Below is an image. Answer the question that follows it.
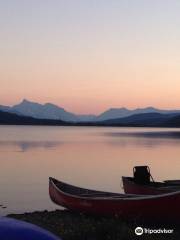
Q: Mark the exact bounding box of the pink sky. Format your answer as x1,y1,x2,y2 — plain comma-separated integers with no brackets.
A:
1,1,180,114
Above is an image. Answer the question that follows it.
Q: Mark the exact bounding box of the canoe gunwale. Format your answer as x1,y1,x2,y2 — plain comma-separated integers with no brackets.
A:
49,177,180,201
49,177,134,200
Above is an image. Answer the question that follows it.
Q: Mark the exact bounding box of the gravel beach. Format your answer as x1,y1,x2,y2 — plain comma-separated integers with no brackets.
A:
7,210,180,240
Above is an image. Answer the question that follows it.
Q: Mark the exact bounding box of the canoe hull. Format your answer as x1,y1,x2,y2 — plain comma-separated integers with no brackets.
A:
122,177,168,195
49,177,180,221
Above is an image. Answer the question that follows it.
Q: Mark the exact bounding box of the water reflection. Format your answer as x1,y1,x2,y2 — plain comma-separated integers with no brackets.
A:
104,131,180,139
0,130,180,153
0,141,62,152
103,131,180,148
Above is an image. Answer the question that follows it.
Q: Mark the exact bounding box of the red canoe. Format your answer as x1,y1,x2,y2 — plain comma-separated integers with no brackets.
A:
122,176,180,195
122,166,180,195
49,177,180,221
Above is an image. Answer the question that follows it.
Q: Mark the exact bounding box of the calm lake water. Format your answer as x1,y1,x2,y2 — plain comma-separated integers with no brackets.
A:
0,126,180,215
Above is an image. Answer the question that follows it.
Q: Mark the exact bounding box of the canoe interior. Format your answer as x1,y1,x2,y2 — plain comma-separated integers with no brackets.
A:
123,177,180,193
164,180,180,186
125,177,172,188
124,177,180,189
50,178,138,198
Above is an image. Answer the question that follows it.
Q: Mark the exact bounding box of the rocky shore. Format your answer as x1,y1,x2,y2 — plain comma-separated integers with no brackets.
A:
7,210,134,240
7,210,180,240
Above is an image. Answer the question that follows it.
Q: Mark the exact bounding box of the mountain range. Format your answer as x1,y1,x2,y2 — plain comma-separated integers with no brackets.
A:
0,99,96,122
0,109,180,127
1,99,180,122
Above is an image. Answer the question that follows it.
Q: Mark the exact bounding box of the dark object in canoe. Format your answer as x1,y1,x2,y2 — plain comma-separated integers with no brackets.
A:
49,177,180,220
122,166,180,195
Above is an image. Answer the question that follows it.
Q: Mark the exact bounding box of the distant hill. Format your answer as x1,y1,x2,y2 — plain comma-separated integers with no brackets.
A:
102,112,180,127
0,110,69,126
163,115,180,127
77,114,96,122
0,105,11,112
96,107,180,121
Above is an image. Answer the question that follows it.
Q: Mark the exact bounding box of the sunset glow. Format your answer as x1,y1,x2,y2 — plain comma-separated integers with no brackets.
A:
1,1,180,114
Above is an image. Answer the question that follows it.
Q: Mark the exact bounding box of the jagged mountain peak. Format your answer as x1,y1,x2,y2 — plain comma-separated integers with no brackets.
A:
9,99,77,121
21,99,37,104
44,102,64,111
22,99,29,103
109,107,128,110
135,106,158,111
15,99,42,108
